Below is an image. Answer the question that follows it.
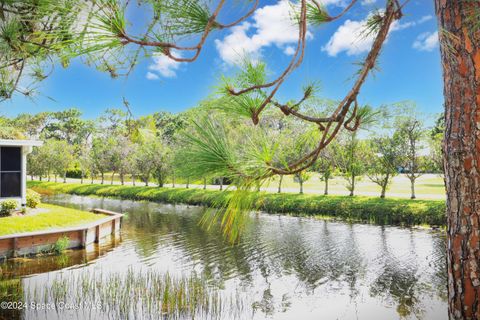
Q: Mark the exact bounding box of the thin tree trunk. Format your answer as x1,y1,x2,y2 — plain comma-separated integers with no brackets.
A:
299,180,303,194
54,174,57,183
410,178,416,199
111,172,115,185
172,173,176,188
81,169,84,184
278,175,283,193
380,174,389,198
186,177,189,189
380,185,386,198
349,175,355,196
63,171,66,183
101,172,104,184
132,173,136,186
219,178,223,191
203,178,207,190
120,172,125,185
435,1,480,318
91,175,94,184
324,177,329,195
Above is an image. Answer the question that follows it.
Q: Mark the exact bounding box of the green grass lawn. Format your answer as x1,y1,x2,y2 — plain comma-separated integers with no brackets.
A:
263,173,445,197
47,173,445,199
0,204,107,236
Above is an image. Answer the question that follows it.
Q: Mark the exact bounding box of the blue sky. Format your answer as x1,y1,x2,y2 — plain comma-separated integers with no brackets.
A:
0,0,443,122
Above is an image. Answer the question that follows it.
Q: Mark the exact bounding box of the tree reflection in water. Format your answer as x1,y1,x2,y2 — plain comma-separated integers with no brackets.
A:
0,194,447,320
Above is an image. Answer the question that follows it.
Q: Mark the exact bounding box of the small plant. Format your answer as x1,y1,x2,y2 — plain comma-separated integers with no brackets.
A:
26,189,41,208
1,200,18,216
53,236,70,254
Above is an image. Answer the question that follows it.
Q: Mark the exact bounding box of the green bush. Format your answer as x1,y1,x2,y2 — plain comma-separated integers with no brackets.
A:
53,236,70,254
26,189,41,208
1,200,18,216
66,167,84,179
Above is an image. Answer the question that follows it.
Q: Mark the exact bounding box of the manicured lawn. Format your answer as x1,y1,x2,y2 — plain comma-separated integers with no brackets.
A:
28,181,446,226
41,173,445,199
0,204,107,236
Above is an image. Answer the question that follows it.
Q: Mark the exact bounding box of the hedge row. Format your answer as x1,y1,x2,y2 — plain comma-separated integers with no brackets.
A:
28,181,446,226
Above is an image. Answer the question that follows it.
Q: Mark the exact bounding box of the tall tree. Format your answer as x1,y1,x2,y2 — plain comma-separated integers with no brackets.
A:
367,136,402,198
394,106,427,199
333,133,368,196
435,1,480,317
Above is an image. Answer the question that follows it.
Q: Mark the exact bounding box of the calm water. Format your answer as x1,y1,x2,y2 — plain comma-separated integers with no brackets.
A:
1,194,447,320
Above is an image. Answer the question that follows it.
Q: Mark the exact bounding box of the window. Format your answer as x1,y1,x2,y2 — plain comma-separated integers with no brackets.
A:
0,147,22,198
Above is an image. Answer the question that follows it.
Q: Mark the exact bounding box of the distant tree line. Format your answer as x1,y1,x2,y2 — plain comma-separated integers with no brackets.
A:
0,101,443,199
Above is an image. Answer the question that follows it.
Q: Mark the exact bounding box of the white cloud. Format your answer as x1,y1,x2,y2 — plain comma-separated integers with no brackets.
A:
412,31,439,51
146,72,160,80
418,15,433,24
147,52,183,78
323,13,434,57
322,18,374,56
215,0,313,65
283,46,296,55
318,0,345,5
361,0,376,5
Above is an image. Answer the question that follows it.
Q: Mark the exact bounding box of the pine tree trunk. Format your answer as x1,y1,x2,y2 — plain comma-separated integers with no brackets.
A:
435,1,480,318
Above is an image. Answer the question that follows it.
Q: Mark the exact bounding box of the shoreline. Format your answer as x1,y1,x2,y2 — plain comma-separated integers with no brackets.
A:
28,181,446,227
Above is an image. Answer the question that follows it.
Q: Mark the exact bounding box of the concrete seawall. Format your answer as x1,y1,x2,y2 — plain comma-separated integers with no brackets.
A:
0,209,123,260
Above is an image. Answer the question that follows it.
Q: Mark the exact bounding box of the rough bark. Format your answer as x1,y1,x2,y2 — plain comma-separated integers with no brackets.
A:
435,0,480,318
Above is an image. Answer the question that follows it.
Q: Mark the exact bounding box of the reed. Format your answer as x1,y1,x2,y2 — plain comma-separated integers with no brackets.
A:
23,269,248,319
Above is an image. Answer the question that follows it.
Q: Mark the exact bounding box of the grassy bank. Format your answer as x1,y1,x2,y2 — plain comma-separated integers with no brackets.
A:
0,203,107,236
28,181,447,227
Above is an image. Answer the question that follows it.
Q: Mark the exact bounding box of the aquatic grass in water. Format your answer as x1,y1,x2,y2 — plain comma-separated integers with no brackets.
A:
24,269,248,320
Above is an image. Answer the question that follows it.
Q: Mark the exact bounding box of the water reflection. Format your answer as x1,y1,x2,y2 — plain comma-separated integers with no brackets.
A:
0,194,447,319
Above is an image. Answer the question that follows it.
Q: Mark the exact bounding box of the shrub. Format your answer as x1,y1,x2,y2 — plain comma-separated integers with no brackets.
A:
53,236,70,254
1,200,18,216
66,167,84,179
26,189,41,208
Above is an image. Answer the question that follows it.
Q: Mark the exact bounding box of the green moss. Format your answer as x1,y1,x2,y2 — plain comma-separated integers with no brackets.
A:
28,181,446,227
0,203,107,236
